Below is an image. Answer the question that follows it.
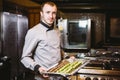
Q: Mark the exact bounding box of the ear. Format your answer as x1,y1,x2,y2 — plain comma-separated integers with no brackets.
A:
40,11,42,16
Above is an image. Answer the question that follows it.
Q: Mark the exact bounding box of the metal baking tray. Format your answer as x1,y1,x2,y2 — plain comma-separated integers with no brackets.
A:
43,59,89,76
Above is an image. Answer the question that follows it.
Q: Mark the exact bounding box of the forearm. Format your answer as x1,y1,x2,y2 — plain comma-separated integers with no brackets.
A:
21,56,39,71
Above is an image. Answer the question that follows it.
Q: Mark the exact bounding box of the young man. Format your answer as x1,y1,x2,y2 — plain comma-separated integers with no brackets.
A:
21,1,64,80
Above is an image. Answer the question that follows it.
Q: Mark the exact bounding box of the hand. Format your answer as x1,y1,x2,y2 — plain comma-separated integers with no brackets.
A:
38,67,49,78
70,55,75,60
68,56,76,62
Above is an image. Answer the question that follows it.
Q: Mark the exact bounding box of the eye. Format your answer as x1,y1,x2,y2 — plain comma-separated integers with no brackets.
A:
53,12,57,15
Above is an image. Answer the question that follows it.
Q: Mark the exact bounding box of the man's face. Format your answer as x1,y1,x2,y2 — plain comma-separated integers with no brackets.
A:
40,4,57,26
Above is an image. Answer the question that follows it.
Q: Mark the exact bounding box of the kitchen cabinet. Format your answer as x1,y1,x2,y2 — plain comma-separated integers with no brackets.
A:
27,8,40,28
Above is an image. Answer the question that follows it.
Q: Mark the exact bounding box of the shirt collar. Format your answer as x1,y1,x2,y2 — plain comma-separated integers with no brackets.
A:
40,21,54,31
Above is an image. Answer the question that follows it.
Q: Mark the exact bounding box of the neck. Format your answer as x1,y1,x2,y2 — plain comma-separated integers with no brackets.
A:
40,21,54,31
42,20,52,27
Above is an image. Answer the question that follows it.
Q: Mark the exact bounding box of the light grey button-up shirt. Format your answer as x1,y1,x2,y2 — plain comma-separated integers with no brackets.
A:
21,23,61,71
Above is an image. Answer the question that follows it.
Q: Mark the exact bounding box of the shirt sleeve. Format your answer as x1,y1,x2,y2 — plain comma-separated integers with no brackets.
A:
21,30,40,71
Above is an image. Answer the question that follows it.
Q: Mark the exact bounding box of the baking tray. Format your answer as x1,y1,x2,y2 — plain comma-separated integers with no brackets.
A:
42,59,89,77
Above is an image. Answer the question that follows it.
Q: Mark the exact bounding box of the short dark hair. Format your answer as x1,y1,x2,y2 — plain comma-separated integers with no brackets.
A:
40,1,57,11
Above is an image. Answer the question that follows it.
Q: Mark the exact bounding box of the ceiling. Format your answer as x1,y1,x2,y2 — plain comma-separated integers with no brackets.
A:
31,0,120,12
3,0,120,13
7,0,41,8
31,0,120,3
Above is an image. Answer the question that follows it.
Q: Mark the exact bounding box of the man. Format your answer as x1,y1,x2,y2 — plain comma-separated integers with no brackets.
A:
21,1,64,80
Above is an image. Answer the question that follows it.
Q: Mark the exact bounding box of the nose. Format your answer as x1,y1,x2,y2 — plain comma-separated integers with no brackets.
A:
49,13,53,18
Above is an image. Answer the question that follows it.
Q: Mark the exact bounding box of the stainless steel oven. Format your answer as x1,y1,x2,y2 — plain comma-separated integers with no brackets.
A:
58,19,91,50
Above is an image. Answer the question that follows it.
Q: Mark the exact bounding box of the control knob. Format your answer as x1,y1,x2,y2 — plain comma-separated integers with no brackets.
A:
85,77,91,80
93,77,98,80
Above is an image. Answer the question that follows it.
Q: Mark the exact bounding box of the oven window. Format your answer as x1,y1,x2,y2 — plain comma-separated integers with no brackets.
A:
68,21,87,45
